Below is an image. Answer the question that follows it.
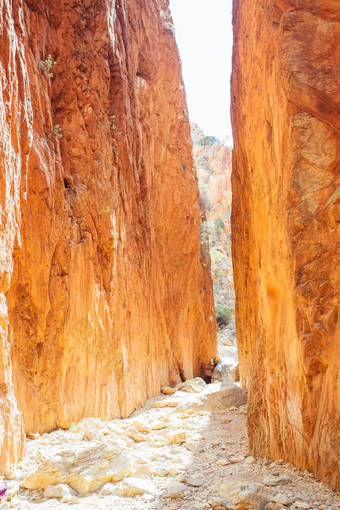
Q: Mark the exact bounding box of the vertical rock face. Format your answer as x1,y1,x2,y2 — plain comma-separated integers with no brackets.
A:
231,0,339,490
0,0,216,470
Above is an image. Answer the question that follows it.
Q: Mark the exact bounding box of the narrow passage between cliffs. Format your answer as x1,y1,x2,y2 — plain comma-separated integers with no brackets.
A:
1,0,339,508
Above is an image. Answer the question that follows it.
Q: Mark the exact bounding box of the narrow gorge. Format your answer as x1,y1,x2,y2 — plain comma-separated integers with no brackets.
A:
0,0,339,508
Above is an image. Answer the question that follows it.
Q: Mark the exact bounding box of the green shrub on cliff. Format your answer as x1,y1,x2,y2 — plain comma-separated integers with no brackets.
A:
39,54,56,77
197,135,219,146
215,304,232,327
214,217,225,238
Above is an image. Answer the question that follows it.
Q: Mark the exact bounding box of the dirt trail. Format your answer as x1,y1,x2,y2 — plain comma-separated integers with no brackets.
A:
1,369,339,510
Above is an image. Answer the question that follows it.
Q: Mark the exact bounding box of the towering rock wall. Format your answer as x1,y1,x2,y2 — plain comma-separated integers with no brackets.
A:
0,0,217,470
231,0,340,490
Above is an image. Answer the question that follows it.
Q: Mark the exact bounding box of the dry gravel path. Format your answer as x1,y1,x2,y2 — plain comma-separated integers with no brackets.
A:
0,373,339,510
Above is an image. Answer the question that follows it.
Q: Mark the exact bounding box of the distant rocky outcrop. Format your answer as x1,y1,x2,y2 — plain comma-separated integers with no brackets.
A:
192,124,232,227
192,124,234,310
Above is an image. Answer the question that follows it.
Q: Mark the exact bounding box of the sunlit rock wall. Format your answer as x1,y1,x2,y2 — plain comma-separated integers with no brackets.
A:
0,0,216,470
231,0,339,490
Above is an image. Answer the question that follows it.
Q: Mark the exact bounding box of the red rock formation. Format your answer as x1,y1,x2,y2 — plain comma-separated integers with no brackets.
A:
192,124,232,227
0,0,216,470
231,0,340,490
193,124,234,308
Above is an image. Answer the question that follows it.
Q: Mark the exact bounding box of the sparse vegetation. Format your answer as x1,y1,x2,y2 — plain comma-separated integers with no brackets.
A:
197,135,219,146
109,115,116,131
199,221,210,243
214,217,225,239
54,125,62,138
39,55,56,77
75,44,88,56
210,247,224,264
215,303,232,327
98,206,110,216
97,115,121,134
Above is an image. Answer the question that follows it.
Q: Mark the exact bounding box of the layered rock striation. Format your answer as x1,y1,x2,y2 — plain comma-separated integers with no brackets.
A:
231,0,340,489
0,0,216,470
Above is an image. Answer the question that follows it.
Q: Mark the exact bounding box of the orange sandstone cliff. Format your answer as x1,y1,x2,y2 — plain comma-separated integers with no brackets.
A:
0,0,216,470
231,0,339,490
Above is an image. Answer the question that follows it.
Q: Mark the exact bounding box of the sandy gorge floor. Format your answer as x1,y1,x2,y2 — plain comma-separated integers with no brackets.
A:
1,341,339,510
1,386,339,509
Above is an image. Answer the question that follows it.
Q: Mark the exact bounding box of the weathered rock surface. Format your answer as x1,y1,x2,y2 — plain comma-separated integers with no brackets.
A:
21,444,131,494
177,377,207,393
177,382,247,412
211,359,233,383
0,0,216,470
111,477,156,497
231,0,340,490
218,481,274,510
232,364,240,383
3,381,340,509
164,481,187,499
43,484,72,500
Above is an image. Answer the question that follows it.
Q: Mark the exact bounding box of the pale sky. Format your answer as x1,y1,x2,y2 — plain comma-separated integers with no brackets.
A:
169,0,233,141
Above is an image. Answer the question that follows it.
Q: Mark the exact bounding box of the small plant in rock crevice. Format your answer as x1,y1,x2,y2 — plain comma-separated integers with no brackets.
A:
98,206,110,216
96,115,121,135
75,44,88,56
39,55,56,77
54,125,62,138
109,115,116,131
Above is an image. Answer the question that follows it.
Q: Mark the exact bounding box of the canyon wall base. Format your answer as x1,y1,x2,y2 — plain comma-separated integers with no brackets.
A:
231,0,340,490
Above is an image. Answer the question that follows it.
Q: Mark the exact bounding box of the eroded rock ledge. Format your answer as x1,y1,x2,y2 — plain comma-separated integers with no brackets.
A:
231,0,339,490
0,0,216,471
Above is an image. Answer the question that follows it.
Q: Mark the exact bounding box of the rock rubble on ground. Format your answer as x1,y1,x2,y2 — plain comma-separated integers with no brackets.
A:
0,372,338,510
